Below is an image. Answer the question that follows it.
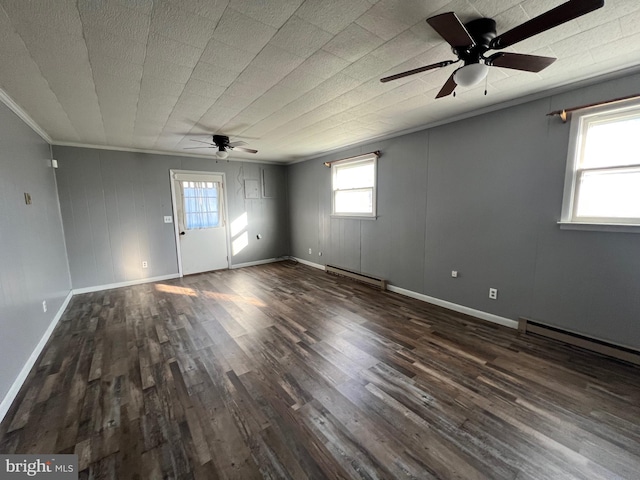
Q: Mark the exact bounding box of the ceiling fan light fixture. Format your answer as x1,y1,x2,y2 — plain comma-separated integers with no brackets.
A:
216,148,229,159
453,63,489,87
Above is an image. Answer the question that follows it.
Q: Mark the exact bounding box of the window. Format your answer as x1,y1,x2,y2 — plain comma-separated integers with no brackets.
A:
560,99,640,231
331,153,378,218
182,181,221,229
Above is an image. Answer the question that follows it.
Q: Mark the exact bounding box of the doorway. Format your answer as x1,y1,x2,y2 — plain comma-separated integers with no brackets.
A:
170,170,230,276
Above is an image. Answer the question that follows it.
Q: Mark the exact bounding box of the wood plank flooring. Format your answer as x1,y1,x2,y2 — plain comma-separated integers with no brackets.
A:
1,261,639,479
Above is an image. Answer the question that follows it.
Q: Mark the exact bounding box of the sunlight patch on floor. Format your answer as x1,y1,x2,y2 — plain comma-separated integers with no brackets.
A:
155,284,197,296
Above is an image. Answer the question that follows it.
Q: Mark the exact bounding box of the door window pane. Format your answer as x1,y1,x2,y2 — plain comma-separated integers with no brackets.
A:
182,181,220,229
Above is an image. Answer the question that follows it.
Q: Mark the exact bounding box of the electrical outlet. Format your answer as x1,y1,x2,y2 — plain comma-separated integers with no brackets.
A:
164,216,173,223
142,261,148,269
451,270,458,278
308,248,312,255
489,288,498,300
42,300,47,313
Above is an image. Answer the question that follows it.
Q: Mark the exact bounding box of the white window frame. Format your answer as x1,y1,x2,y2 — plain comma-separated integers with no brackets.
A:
331,153,378,219
559,98,640,233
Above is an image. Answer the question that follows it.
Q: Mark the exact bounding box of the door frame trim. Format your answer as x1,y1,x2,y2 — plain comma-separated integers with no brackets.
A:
169,169,232,277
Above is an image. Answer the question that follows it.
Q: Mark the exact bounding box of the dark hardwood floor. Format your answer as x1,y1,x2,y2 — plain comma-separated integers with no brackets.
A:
1,261,639,479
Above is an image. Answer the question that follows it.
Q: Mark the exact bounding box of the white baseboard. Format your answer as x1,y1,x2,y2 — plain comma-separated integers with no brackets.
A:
230,257,285,269
386,285,518,330
1,273,179,423
289,256,326,270
0,290,73,423
72,273,181,295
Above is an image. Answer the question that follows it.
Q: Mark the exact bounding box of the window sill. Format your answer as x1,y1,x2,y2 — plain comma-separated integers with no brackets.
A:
331,214,377,220
557,221,640,233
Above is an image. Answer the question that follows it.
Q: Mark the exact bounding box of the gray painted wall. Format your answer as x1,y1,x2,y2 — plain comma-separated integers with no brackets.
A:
288,72,640,350
53,147,290,289
0,103,71,405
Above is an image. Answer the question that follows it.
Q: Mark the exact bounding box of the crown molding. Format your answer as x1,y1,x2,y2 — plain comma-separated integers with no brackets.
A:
0,87,284,164
4,61,640,167
52,141,287,165
291,63,640,165
0,88,52,144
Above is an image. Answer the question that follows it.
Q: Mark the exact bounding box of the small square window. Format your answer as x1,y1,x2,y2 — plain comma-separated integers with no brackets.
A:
331,153,378,218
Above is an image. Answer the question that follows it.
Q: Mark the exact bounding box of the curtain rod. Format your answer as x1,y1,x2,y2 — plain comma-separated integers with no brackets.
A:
323,151,380,167
547,93,640,122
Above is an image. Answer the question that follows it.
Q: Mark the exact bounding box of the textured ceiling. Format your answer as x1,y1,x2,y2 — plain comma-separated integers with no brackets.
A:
0,0,639,163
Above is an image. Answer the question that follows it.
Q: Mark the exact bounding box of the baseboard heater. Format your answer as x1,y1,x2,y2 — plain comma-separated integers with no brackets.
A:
325,264,387,290
519,318,640,366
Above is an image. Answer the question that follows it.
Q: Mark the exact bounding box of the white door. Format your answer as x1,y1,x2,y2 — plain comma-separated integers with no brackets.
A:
172,172,229,275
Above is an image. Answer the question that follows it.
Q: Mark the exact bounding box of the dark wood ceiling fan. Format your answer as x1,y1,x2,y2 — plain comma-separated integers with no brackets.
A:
184,134,258,159
380,0,605,98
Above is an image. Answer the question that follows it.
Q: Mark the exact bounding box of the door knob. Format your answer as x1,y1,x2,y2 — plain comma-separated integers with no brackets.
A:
180,231,185,235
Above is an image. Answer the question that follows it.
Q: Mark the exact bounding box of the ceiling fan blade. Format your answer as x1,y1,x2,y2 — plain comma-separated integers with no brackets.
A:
231,146,258,154
487,52,556,72
190,139,216,146
435,72,457,98
228,140,248,147
380,60,455,83
490,0,604,49
427,12,475,48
